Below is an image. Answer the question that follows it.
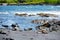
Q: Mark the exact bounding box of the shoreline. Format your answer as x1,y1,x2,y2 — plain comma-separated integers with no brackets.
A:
0,3,60,6
0,28,60,40
0,11,60,15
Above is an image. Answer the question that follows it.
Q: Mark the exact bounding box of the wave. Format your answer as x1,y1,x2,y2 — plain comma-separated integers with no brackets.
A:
2,20,16,25
0,11,9,14
14,11,60,15
0,11,60,16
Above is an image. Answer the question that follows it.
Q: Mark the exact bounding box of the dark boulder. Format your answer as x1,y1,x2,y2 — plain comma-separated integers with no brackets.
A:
28,28,32,31
24,28,33,31
35,25,40,30
3,38,14,40
15,13,27,17
11,24,16,28
37,13,58,17
42,22,51,28
11,23,20,31
2,25,9,28
55,21,60,26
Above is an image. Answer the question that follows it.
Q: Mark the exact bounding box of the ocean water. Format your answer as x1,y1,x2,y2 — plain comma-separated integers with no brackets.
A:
0,5,60,30
0,5,60,12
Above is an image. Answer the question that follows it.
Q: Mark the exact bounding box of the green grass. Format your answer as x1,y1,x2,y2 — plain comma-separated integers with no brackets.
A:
0,0,60,5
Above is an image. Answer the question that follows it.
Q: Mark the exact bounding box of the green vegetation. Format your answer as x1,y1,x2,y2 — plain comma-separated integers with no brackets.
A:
0,0,60,5
0,0,18,3
26,0,44,3
45,0,58,5
6,0,18,3
57,0,60,4
0,0,6,3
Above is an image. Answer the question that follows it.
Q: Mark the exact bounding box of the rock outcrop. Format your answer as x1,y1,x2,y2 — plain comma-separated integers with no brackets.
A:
31,19,48,24
11,23,20,31
28,14,35,16
15,13,27,17
37,13,58,17
35,19,60,34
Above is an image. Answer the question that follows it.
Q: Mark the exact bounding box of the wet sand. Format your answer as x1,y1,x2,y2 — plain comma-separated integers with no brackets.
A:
0,29,60,40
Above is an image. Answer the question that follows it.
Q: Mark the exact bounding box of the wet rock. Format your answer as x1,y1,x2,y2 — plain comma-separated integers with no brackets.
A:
35,19,60,33
28,14,35,16
49,25,59,32
2,25,9,29
35,20,51,33
11,23,20,31
3,38,14,40
0,30,6,34
35,20,58,33
41,22,51,28
55,21,60,26
36,26,48,34
37,13,58,17
31,20,41,24
35,25,40,30
24,28,27,31
0,29,10,36
31,19,47,24
57,25,60,31
24,28,32,31
37,13,49,17
15,13,27,17
28,28,32,31
41,29,48,34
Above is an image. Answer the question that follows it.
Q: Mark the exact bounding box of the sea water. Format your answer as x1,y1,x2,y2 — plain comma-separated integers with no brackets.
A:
0,5,60,30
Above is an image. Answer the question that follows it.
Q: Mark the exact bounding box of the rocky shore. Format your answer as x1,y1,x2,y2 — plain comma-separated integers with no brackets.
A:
0,19,60,40
32,19,60,33
15,13,58,17
15,13,27,17
37,13,58,17
0,13,60,40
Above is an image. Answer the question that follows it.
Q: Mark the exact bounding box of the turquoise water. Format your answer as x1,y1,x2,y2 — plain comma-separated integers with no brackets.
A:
0,5,60,30
0,5,60,12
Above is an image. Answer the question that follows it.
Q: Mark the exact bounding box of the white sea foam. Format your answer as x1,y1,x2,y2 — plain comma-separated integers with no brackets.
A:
0,11,9,14
14,11,60,16
56,6,60,7
0,11,60,16
2,20,15,25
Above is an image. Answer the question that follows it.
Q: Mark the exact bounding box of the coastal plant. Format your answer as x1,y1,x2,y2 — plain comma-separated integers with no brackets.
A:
18,0,26,3
6,0,18,3
25,0,33,4
25,0,45,4
45,0,58,5
57,0,60,4
0,0,60,5
0,0,6,3
32,0,45,4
